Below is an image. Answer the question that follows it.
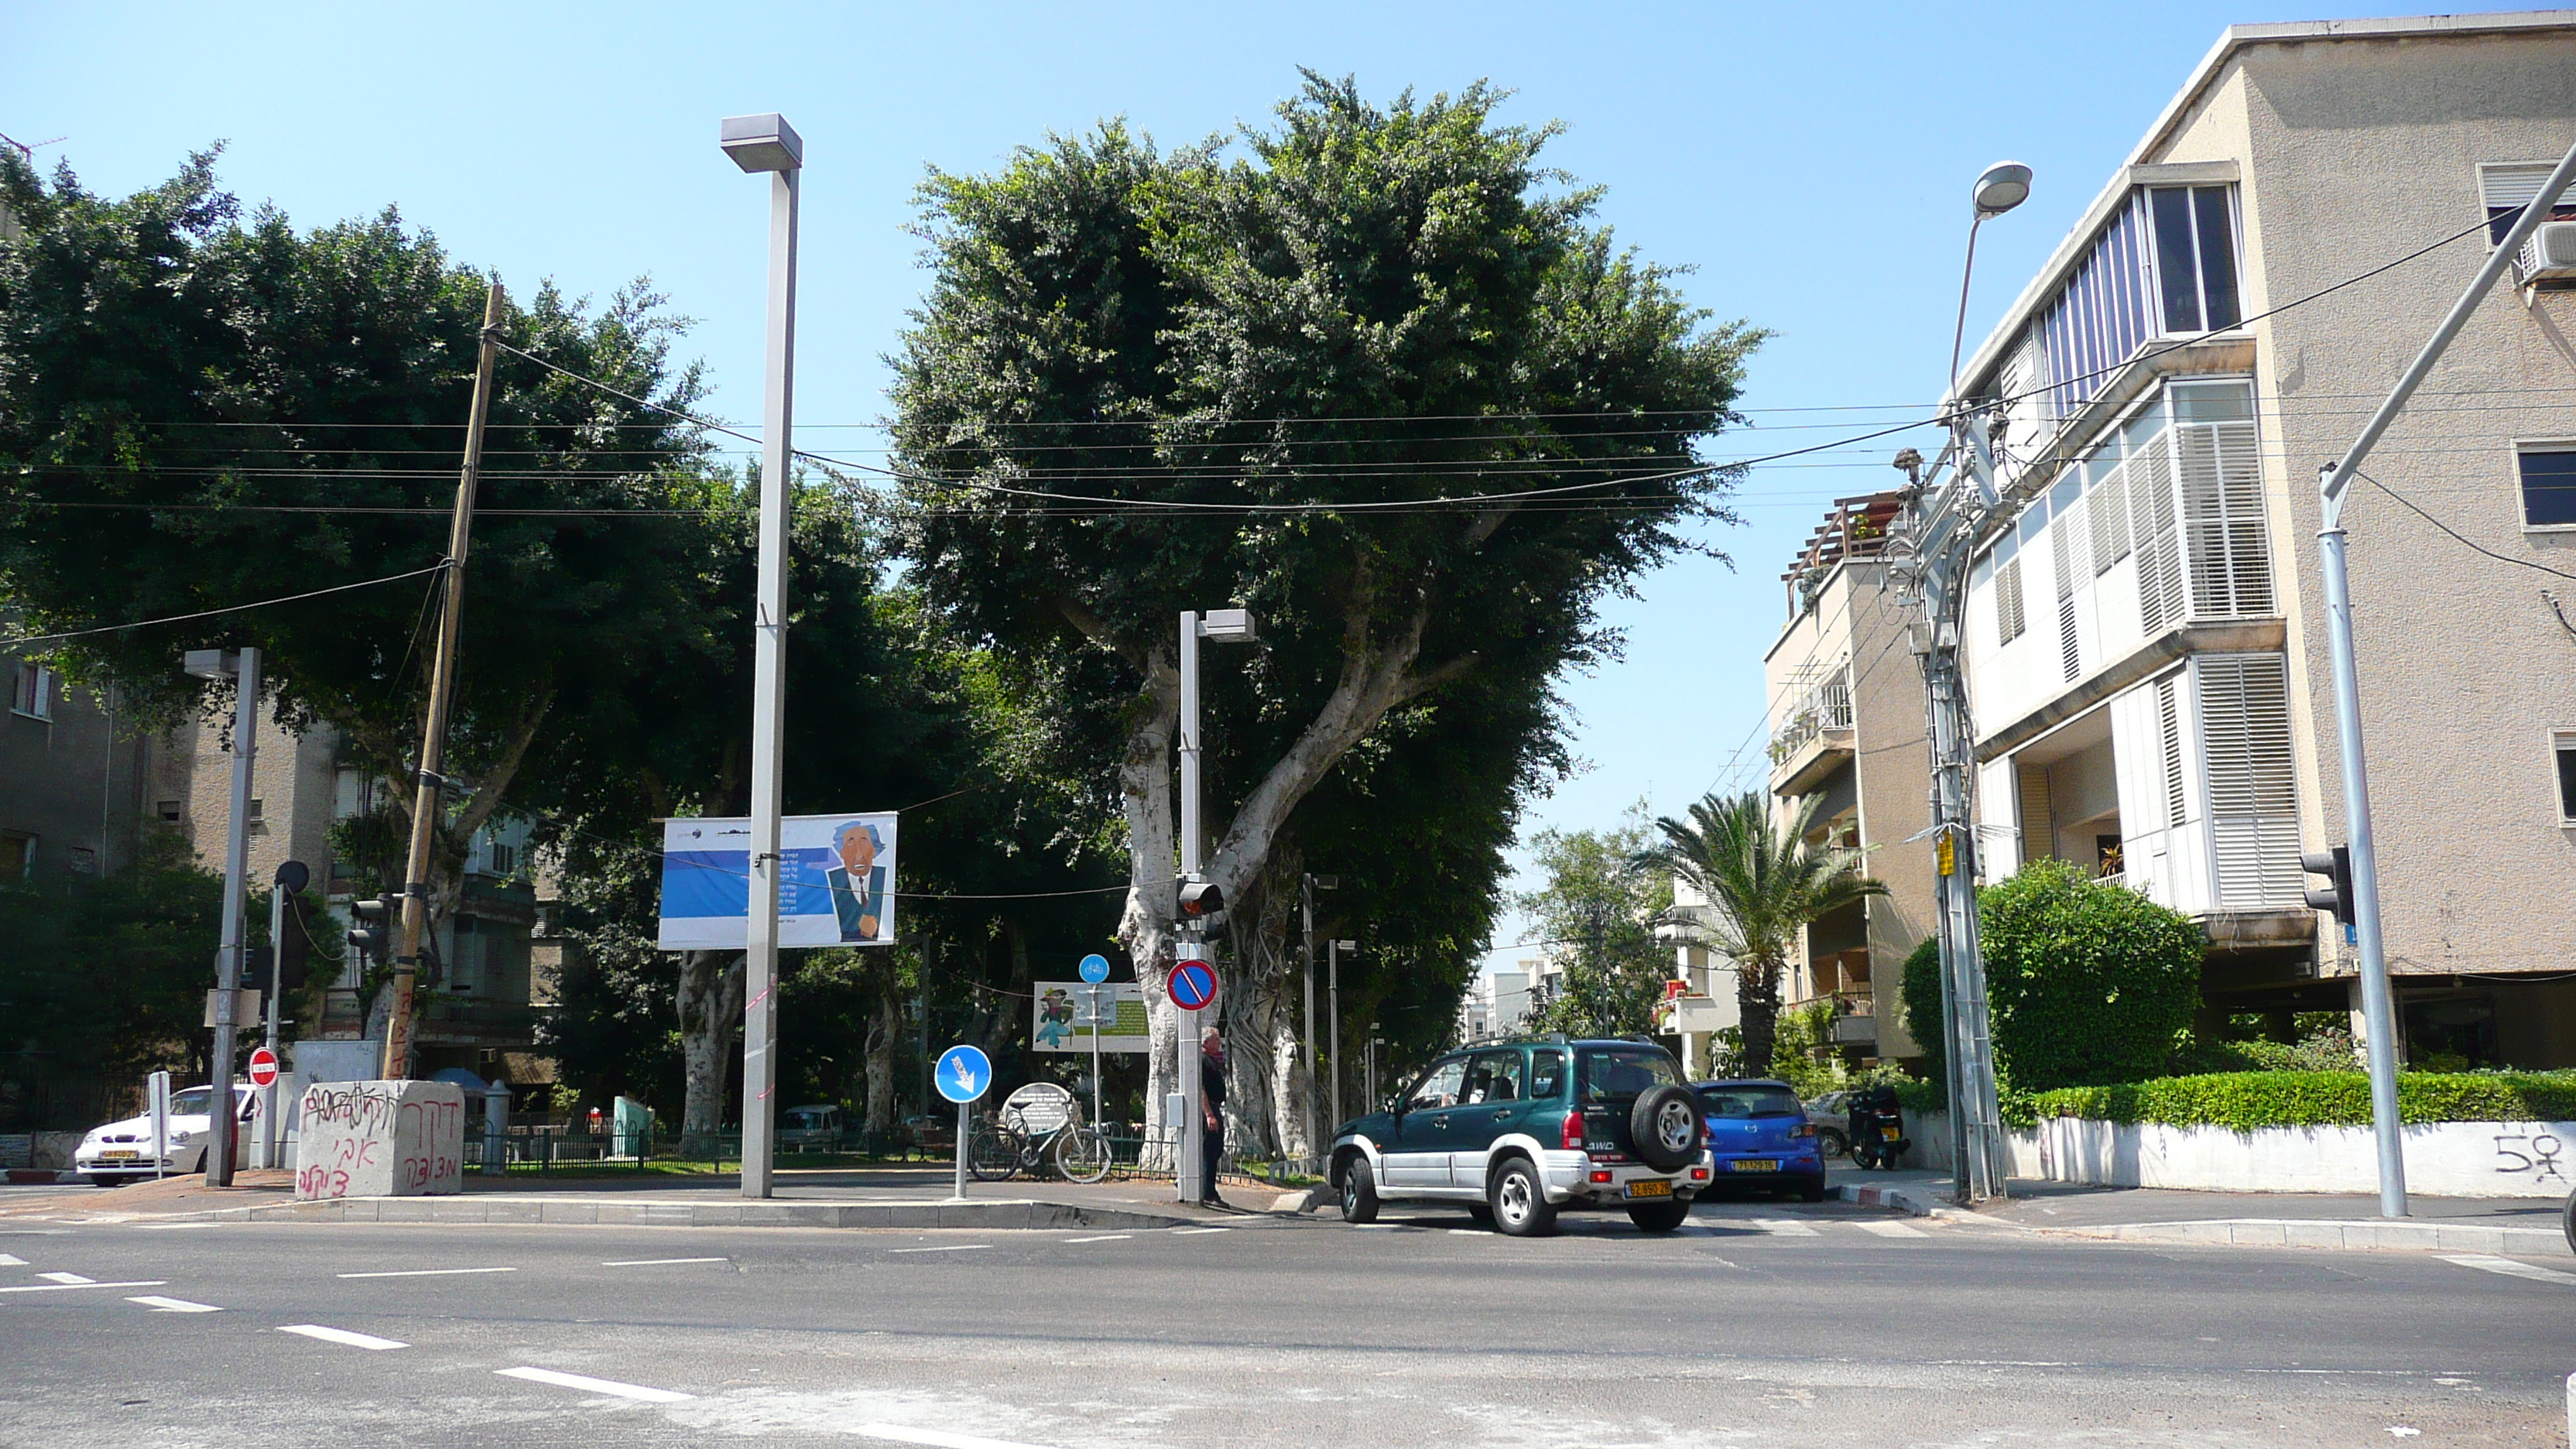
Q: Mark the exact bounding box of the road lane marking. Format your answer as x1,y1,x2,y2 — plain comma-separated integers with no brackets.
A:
1750,1218,1819,1236
855,1423,1060,1449
601,1257,728,1267
278,1324,407,1351
496,1366,693,1403
1061,1235,1130,1244
2441,1254,2576,1286
128,1296,221,1313
0,1253,25,1265
37,1272,94,1283
336,1266,518,1279
1853,1221,1928,1238
0,1279,166,1293
1172,1227,1231,1235
886,1245,989,1254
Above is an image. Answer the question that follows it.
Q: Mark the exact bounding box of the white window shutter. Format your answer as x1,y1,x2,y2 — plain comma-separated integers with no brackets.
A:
1997,557,2026,645
2091,468,2131,575
2156,675,2187,828
2178,420,2272,618
2197,654,2300,909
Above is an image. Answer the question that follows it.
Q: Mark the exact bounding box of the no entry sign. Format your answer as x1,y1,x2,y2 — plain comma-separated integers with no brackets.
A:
1166,959,1218,1012
246,1046,280,1088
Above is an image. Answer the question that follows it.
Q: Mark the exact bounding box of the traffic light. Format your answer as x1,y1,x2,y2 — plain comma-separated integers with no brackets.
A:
2301,844,2355,920
348,893,399,963
1175,877,1223,928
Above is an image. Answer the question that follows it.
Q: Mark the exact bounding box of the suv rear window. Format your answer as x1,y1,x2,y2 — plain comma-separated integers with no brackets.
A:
1575,1047,1682,1104
1698,1085,1804,1118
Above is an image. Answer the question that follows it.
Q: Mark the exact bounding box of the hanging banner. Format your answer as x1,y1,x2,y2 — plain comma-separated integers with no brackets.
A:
656,814,898,950
1029,981,1148,1053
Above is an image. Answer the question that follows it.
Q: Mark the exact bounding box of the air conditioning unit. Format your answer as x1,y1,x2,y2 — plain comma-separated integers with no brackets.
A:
2517,220,2576,283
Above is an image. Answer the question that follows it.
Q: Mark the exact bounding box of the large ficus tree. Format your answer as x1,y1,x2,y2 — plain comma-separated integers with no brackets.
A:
889,75,1759,1144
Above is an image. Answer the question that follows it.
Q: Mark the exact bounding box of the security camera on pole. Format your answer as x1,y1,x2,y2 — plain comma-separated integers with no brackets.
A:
1172,607,1255,1204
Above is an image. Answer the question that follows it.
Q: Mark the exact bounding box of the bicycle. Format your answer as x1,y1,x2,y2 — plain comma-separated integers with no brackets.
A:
968,1082,1113,1185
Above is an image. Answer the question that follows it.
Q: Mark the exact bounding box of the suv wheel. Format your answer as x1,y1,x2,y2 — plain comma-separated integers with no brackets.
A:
1629,1084,1703,1173
1626,1198,1690,1233
1488,1156,1557,1237
1338,1156,1379,1225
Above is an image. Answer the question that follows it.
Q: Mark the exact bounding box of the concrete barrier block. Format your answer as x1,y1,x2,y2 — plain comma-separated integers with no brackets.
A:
294,1081,467,1200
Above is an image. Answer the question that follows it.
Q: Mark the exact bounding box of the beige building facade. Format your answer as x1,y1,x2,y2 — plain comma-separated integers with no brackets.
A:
1950,12,2576,1067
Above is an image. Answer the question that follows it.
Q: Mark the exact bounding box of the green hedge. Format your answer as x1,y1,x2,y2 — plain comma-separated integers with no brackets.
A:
1898,1070,2576,1133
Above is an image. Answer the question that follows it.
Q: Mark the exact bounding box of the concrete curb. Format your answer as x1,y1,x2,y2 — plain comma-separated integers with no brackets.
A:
1831,1181,2573,1257
140,1194,1216,1232
1832,1181,1950,1218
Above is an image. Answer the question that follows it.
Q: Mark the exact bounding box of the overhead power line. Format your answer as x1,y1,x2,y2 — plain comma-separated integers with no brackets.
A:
2,560,455,649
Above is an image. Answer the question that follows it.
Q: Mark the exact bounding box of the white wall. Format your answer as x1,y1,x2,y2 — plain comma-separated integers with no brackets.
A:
1906,1108,2576,1199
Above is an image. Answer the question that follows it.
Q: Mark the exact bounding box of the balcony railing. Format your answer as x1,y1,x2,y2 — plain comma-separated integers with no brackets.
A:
1769,676,1853,763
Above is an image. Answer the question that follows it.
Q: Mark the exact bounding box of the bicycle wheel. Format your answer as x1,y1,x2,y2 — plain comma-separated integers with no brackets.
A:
1054,1126,1113,1184
968,1123,1022,1182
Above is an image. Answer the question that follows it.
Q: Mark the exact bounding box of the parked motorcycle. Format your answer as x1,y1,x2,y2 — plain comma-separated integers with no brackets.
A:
1846,1085,1910,1170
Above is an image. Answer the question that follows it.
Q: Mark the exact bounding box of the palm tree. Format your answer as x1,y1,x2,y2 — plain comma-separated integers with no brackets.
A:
1636,790,1886,1077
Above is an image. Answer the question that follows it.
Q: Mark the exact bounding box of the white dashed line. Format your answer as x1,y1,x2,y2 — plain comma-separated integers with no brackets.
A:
1172,1227,1231,1235
278,1324,408,1351
2441,1254,2576,1286
0,1253,26,1265
0,1279,165,1294
128,1295,222,1313
1750,1218,1820,1237
886,1245,990,1254
1852,1221,1928,1238
496,1365,693,1403
1061,1235,1131,1244
336,1266,517,1279
601,1257,728,1267
855,1423,1061,1449
37,1272,94,1284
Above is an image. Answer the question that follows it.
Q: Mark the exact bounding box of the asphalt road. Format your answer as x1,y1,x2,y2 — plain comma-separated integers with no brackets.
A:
3,1194,2570,1447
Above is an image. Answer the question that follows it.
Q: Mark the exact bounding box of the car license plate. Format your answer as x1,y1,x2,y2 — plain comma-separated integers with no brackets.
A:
1728,1160,1780,1173
1624,1179,1672,1198
1881,1125,1902,1140
101,1150,138,1161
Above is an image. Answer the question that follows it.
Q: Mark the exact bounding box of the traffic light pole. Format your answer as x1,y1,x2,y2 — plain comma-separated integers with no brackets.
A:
206,646,259,1187
384,281,504,1083
2307,137,2576,1219
258,875,286,1170
1175,611,1205,1204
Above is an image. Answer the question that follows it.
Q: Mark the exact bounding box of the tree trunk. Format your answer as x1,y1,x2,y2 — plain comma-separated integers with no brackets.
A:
1111,650,1182,1169
677,947,745,1156
863,974,899,1138
1738,954,1784,1080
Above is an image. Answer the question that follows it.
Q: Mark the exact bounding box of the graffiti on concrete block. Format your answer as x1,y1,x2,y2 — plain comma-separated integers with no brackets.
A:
294,1080,467,1201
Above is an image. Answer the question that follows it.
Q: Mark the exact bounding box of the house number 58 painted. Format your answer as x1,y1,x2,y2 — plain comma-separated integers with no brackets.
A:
2493,1133,2566,1181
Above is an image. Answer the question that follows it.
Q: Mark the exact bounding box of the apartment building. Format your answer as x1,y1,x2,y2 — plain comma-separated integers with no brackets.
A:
1757,492,1934,1064
0,653,152,885
1951,12,2576,1067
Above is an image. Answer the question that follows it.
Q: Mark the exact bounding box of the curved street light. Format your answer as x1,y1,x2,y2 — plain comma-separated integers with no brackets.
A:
1949,160,2033,387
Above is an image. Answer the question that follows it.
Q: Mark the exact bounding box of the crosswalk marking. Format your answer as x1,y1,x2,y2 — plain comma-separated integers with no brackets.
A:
1852,1221,1928,1238
497,1366,694,1403
128,1295,221,1313
1749,1218,1819,1236
37,1272,94,1284
2441,1254,2576,1286
0,1253,26,1266
1061,1235,1130,1244
279,1324,407,1351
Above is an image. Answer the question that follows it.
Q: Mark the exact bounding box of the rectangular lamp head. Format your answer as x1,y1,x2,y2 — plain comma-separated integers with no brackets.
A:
720,113,804,173
1197,608,1256,642
183,648,239,680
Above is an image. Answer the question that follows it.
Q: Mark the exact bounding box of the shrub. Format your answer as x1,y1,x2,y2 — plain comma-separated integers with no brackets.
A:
1978,859,2203,1091
2026,1070,2576,1132
1898,934,1944,1081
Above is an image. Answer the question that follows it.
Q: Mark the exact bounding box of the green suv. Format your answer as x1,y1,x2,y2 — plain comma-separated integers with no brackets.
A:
1328,1037,1714,1235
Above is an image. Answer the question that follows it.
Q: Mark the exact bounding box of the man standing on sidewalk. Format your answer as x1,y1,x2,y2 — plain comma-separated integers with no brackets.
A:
1197,1026,1227,1206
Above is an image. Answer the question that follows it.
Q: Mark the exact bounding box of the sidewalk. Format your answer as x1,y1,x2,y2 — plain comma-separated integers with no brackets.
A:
1834,1169,2572,1257
0,1165,1313,1232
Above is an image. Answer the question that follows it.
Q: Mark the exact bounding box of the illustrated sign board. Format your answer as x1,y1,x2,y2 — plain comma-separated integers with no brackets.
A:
1031,981,1147,1053
246,1047,280,1089
656,813,898,951
1166,959,1218,1012
935,1045,992,1105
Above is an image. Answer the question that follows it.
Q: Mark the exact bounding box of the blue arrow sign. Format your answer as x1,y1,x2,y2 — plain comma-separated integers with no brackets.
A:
1077,953,1111,985
1167,959,1218,1012
934,1044,992,1105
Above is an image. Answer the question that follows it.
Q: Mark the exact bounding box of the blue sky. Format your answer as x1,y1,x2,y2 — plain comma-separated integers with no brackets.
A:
5,1,2452,958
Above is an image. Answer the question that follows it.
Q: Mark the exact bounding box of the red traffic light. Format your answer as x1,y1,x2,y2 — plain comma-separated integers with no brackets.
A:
1177,879,1224,919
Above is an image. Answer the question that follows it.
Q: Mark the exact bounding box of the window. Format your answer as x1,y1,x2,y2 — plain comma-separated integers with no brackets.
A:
156,800,183,824
0,831,31,882
2519,447,2576,528
1575,1046,1682,1104
2150,186,2241,334
10,663,51,721
1463,1050,1523,1105
1695,1085,1803,1119
245,798,266,837
68,846,97,875
488,841,517,875
2199,655,2303,909
1404,1058,1468,1112
2482,162,2576,245
1994,529,2028,646
2555,734,2576,824
1528,1049,1565,1100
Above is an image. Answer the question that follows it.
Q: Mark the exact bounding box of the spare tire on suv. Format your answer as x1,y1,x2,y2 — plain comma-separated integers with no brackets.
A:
1630,1082,1704,1172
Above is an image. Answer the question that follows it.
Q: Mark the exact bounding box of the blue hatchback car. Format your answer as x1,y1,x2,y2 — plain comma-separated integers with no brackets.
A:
1691,1077,1826,1202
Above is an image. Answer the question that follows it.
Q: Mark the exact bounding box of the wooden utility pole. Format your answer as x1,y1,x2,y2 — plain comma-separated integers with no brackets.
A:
382,282,505,1081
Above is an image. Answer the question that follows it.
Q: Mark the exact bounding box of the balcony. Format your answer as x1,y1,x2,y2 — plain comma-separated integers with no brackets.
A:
1769,675,1855,797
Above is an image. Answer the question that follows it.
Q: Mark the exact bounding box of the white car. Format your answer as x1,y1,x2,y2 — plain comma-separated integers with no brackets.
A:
74,1084,259,1185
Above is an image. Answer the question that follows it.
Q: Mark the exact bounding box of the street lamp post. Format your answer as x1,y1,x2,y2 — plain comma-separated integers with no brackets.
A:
1175,607,1255,1203
183,646,259,1187
720,111,803,1201
1327,937,1356,1135
1300,873,1338,1166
